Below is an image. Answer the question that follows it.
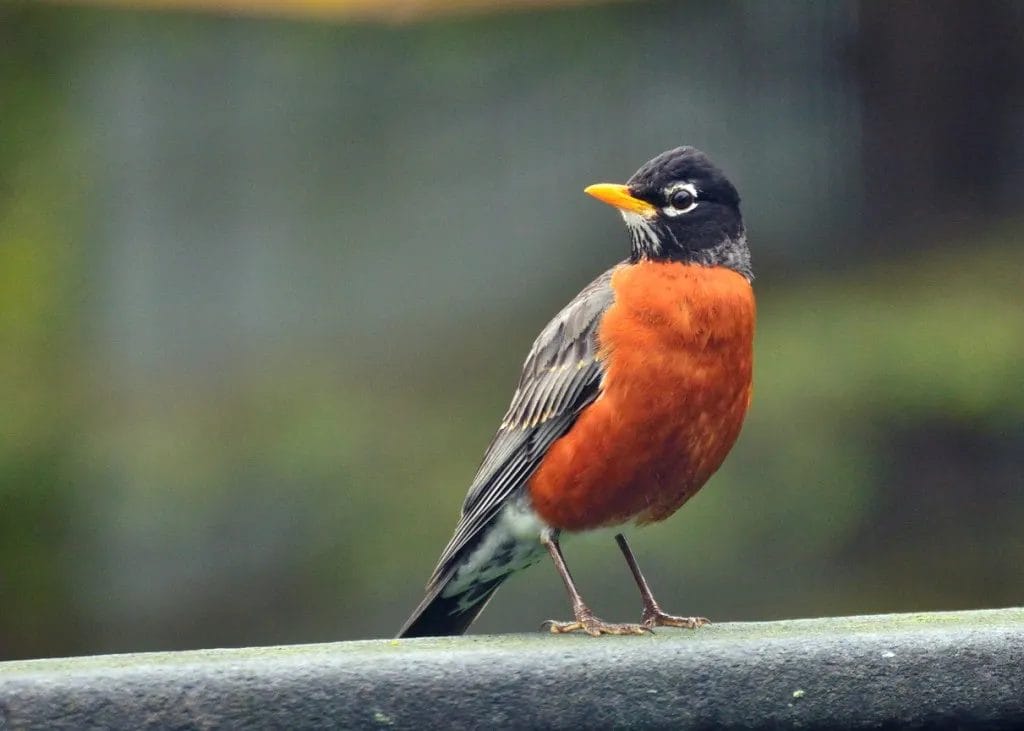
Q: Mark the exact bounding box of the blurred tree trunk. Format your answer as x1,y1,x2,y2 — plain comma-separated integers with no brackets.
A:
854,0,1024,239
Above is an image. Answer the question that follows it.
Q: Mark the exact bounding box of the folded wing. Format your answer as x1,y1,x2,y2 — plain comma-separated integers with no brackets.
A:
426,265,619,590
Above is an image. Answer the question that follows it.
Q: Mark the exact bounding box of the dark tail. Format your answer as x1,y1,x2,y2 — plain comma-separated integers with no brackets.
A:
397,575,506,638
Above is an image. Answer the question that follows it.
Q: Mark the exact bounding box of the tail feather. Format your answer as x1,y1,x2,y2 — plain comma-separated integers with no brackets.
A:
397,576,505,638
398,502,549,638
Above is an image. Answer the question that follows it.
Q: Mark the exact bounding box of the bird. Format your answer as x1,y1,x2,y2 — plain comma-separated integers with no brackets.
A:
398,146,755,638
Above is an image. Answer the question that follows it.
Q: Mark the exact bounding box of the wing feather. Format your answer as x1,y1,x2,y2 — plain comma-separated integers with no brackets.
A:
426,265,619,589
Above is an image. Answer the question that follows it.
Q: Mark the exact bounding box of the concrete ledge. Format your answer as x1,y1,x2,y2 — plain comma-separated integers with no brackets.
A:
2,608,1023,729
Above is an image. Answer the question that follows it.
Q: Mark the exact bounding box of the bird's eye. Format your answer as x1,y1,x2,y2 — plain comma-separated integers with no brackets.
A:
669,189,694,210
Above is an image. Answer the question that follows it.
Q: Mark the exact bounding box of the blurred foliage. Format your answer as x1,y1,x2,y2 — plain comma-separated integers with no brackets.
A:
0,6,88,657
0,1,1022,660
58,0,610,23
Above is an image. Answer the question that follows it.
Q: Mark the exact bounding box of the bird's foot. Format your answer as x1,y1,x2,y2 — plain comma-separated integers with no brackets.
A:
641,608,710,630
542,609,650,637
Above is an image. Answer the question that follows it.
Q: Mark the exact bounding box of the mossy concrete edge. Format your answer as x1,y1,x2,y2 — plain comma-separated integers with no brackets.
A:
2,607,1023,730
4,605,1023,673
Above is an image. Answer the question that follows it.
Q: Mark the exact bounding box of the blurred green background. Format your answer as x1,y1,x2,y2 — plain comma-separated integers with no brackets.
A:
1,0,1022,661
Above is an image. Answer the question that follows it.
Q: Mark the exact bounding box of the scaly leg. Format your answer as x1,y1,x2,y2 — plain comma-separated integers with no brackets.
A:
541,533,648,636
615,533,709,630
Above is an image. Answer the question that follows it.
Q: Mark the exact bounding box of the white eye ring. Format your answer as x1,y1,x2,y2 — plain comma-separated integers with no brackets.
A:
662,182,699,217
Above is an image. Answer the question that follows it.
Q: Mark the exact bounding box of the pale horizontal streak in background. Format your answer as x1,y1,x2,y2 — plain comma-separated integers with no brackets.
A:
46,0,623,22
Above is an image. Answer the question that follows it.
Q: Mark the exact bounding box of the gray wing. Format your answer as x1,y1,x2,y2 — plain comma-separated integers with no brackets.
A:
426,265,619,589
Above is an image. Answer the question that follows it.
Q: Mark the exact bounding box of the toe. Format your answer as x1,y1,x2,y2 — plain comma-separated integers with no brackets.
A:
543,620,588,634
588,621,650,636
643,612,711,630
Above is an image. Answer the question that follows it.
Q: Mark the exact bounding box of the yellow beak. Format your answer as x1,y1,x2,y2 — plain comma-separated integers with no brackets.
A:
583,183,657,217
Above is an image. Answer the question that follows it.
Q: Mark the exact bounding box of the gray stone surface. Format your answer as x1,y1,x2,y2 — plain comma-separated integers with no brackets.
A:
2,608,1023,730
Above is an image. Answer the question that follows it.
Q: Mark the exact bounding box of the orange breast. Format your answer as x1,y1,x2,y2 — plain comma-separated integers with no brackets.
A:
528,261,755,531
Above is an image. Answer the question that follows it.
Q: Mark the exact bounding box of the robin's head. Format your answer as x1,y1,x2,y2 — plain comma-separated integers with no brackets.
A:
585,147,751,279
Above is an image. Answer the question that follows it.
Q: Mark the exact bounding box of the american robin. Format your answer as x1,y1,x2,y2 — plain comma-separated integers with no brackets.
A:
398,147,754,637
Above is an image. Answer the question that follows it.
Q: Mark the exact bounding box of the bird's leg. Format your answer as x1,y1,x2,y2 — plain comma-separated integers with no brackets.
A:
540,532,649,636
615,533,709,630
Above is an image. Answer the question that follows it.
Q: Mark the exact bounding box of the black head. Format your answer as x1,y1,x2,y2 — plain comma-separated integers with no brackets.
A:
585,147,751,279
